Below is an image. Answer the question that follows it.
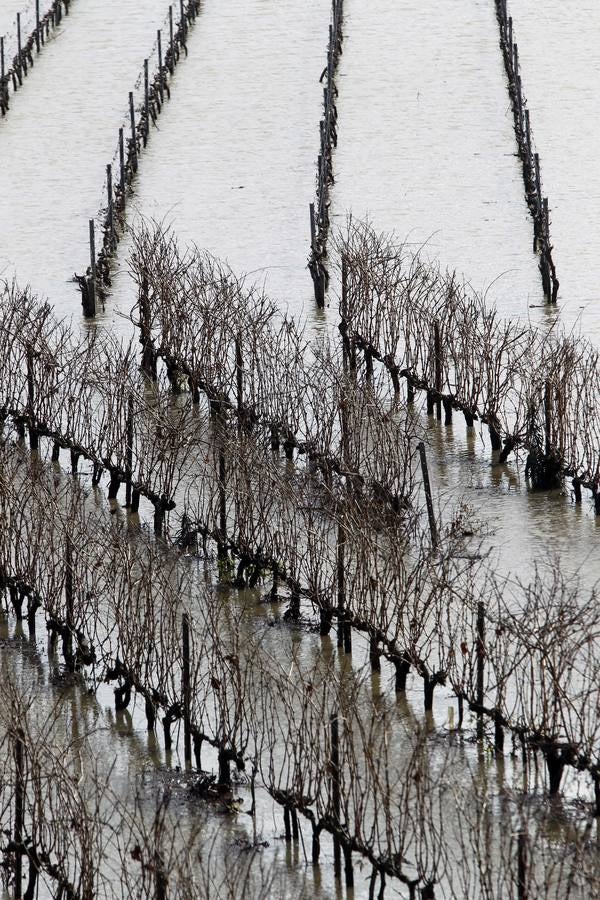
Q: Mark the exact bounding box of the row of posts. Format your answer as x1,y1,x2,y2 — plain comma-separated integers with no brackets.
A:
2,603,529,900
308,0,344,308
495,0,559,303
5,387,527,897
82,0,200,317
346,266,595,511
0,1,70,116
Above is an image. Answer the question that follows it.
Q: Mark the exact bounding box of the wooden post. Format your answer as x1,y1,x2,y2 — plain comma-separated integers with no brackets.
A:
488,420,502,451
218,445,227,558
499,0,506,28
524,109,532,163
369,635,381,673
144,59,149,146
364,348,373,383
25,348,38,450
145,696,156,731
14,732,24,899
434,321,442,420
330,714,341,880
26,593,38,633
163,715,172,751
517,832,527,900
106,164,114,249
341,254,348,317
442,397,453,426
543,197,549,238
16,13,23,84
309,202,316,249
516,73,524,136
544,380,552,459
65,535,74,670
317,153,323,214
235,335,243,419
89,218,96,280
291,808,299,841
157,30,164,104
494,716,505,755
312,825,320,864
169,6,175,73
418,442,438,548
129,92,138,172
182,612,192,766
336,521,344,649
476,599,485,740
35,0,41,53
1,37,5,114
140,274,156,377
180,0,186,41
125,394,134,506
336,521,350,653
344,845,354,889
119,128,126,210
108,469,121,500
153,501,165,537
340,258,349,371
86,219,96,317
534,153,542,209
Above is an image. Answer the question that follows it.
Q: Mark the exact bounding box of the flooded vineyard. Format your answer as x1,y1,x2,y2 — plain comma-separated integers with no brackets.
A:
1,0,600,898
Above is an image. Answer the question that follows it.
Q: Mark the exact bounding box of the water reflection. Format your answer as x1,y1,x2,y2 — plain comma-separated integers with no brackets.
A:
1,0,599,894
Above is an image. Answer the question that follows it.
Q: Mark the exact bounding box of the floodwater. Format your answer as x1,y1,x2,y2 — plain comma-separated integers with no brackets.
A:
511,0,600,332
2,0,600,896
328,0,600,583
0,609,341,900
0,1,40,52
332,0,542,313
0,0,171,308
413,397,600,587
0,458,594,898
108,0,332,331
1,0,332,329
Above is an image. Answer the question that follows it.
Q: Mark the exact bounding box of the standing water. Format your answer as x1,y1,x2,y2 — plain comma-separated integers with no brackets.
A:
1,0,600,897
509,0,600,333
332,0,542,311
108,0,332,332
328,0,600,580
0,0,173,307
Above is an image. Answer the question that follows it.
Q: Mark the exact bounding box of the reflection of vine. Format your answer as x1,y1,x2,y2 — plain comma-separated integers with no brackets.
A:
0,283,195,532
126,222,600,818
1,357,600,895
337,220,600,506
